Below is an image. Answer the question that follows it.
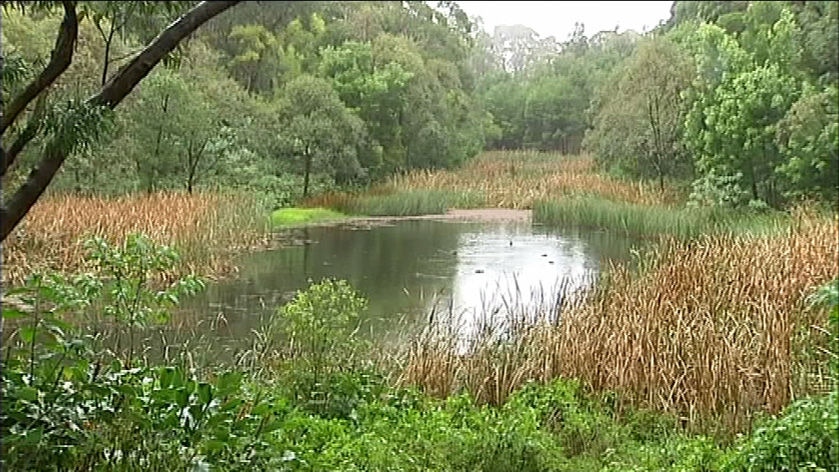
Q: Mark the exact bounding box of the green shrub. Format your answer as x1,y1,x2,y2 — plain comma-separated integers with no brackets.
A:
271,279,372,418
722,391,839,471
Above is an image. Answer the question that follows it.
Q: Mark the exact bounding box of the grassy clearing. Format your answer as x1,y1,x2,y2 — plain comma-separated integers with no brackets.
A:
2,191,269,286
270,207,346,227
400,209,839,435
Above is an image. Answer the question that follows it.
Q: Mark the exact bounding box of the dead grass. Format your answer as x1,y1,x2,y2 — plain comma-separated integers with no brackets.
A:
398,208,839,434
385,150,679,208
2,191,269,286
301,151,680,211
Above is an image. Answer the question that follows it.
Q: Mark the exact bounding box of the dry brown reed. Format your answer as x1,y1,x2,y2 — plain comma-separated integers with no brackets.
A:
399,209,839,434
2,191,269,286
381,151,679,209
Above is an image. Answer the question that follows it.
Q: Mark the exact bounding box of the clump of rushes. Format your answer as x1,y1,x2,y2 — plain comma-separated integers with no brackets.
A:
401,209,839,435
3,191,269,285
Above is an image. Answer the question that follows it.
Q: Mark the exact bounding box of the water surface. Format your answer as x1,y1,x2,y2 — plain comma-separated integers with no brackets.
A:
174,219,641,354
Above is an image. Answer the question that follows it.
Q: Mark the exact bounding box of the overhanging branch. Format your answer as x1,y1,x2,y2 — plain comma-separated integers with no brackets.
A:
0,1,77,136
0,0,240,242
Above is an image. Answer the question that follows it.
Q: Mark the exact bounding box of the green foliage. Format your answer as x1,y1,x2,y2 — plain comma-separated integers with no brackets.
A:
270,207,347,227
534,197,719,240
808,279,839,387
533,196,787,240
270,279,370,417
338,189,485,217
688,63,800,205
584,36,694,186
775,84,839,203
687,169,752,209
1,233,207,470
722,391,839,471
274,74,368,197
83,233,204,363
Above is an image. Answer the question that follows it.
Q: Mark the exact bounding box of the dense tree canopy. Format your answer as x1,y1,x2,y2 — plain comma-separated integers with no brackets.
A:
2,0,837,234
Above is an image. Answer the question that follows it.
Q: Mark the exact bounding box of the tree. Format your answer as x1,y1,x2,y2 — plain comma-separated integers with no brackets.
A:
0,1,241,242
688,64,800,205
775,84,839,202
585,37,694,187
274,75,366,198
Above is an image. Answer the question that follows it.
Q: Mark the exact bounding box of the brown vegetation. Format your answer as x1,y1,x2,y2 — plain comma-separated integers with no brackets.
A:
400,209,839,434
2,191,268,286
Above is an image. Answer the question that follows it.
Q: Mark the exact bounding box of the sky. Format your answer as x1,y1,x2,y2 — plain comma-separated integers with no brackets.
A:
454,1,675,41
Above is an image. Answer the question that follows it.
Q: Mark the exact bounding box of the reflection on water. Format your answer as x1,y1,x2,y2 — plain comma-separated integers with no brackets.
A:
171,219,641,355
441,223,599,340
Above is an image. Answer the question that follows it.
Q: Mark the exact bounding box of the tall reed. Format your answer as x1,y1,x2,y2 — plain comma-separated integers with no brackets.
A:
302,151,678,212
400,209,839,434
3,191,269,285
387,151,678,208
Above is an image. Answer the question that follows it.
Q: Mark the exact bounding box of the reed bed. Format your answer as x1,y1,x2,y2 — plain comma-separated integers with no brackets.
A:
533,197,790,240
302,151,678,214
399,209,839,434
385,151,678,209
2,191,269,286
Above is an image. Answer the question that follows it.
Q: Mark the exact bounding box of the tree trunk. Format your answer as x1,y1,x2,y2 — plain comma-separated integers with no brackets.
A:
101,24,116,87
0,1,240,243
303,149,312,199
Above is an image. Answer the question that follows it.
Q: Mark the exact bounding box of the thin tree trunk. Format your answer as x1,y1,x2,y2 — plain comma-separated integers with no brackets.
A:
303,148,312,199
101,25,117,87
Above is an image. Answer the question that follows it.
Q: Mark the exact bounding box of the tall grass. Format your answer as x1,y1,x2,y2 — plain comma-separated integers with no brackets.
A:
533,197,790,239
386,151,678,209
399,209,839,434
3,191,269,285
308,189,485,217
302,151,677,213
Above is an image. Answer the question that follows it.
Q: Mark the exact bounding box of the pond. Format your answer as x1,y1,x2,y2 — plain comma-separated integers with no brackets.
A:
168,218,643,360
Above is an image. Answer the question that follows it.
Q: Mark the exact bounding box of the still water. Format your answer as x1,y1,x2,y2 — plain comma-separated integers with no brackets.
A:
173,219,641,354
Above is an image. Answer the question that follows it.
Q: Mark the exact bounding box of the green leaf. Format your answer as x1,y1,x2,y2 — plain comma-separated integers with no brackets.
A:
216,371,242,395
197,382,213,405
17,386,39,402
19,325,37,344
2,307,29,320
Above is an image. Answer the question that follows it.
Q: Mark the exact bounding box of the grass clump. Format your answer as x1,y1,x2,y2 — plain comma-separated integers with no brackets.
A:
329,189,485,217
533,196,790,239
270,207,346,227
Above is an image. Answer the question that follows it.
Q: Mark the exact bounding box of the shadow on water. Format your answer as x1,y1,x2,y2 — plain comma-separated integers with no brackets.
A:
146,219,645,362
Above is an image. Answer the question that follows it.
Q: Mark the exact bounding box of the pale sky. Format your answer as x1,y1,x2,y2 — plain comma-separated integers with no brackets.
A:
455,1,674,40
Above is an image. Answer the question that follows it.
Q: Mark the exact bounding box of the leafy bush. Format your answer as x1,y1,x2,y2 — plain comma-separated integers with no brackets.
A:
1,233,206,470
722,391,839,471
270,279,372,418
688,170,752,209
